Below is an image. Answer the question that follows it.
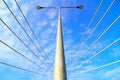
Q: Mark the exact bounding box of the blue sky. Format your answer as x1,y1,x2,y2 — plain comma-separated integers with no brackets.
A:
0,0,120,80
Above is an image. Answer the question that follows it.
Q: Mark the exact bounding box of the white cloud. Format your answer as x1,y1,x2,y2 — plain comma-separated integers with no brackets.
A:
50,19,57,27
36,21,48,31
79,28,92,36
35,0,53,6
0,9,9,15
109,47,120,58
104,67,120,77
0,0,51,75
20,2,30,16
1,0,120,80
45,9,57,19
0,0,58,80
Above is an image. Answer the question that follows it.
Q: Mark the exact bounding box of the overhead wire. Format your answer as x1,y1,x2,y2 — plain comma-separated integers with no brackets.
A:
77,59,120,74
78,0,116,51
2,0,49,67
0,18,47,70
0,39,42,69
77,37,120,70
14,0,49,65
79,16,120,59
70,0,116,69
69,16,120,70
76,0,104,51
0,61,41,75
69,0,104,68
1,0,119,77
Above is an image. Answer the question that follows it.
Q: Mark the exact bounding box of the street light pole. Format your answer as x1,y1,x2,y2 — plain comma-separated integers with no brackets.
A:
36,5,83,80
54,8,67,80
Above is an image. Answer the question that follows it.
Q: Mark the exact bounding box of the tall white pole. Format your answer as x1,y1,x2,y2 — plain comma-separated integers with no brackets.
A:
54,9,67,80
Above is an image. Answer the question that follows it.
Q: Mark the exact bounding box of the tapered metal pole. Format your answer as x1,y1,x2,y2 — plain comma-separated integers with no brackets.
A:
36,5,83,80
54,9,67,80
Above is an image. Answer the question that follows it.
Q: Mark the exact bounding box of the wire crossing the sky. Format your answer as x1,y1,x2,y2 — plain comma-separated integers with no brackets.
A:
0,39,42,69
0,61,41,75
75,0,104,55
77,37,120,70
2,0,49,67
69,16,120,70
14,0,49,65
77,59,120,74
0,0,119,79
78,16,120,59
69,0,104,68
70,0,117,69
78,0,116,51
0,18,47,70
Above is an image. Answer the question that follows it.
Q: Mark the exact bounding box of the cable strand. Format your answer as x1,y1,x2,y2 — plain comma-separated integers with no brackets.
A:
14,0,49,65
2,0,49,67
69,0,104,68
0,18,47,70
77,59,120,74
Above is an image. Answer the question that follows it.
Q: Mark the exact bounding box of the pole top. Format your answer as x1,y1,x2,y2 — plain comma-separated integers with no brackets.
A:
58,8,61,19
36,5,84,10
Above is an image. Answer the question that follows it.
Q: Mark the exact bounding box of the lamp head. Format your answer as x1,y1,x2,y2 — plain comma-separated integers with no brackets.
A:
36,6,43,10
76,5,83,9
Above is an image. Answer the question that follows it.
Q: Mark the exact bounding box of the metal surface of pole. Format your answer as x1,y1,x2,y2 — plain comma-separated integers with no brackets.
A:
54,9,67,80
36,5,83,80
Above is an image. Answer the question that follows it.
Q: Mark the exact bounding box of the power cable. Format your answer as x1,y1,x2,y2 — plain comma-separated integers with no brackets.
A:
0,40,41,69
14,0,49,64
79,16,120,59
78,0,116,51
70,0,116,69
77,59,120,74
69,0,104,68
78,37,120,69
0,18,47,70
0,61,41,75
2,0,49,67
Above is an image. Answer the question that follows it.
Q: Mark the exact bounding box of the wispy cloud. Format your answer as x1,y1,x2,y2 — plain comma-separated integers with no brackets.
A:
0,0,57,79
109,47,120,58
45,9,57,19
0,0,120,80
104,67,120,77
